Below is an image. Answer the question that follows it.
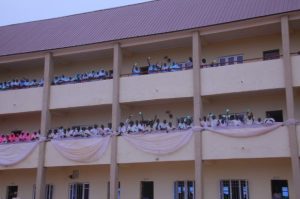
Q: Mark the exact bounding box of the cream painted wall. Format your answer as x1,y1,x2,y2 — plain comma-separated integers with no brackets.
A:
51,106,112,129
120,70,193,103
0,87,43,115
290,28,300,53
0,112,40,133
295,90,300,120
0,65,43,82
203,159,294,199
53,58,113,77
0,169,36,199
201,59,285,95
0,159,294,199
46,166,110,199
292,55,300,87
50,79,113,109
119,159,293,199
202,33,282,64
203,126,290,160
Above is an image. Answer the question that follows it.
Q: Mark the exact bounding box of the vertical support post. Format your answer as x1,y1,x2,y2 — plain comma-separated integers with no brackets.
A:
281,16,300,199
35,53,53,199
110,43,122,199
192,32,203,199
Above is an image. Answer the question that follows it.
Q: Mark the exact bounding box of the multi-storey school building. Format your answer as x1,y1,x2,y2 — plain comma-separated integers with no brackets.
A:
0,0,300,199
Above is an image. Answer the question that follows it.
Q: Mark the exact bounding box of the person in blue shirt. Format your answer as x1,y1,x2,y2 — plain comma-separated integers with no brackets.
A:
132,64,141,75
170,62,182,72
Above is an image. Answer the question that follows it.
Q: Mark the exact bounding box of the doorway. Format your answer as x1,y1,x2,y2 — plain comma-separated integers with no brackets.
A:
7,186,18,199
141,181,154,199
271,180,289,199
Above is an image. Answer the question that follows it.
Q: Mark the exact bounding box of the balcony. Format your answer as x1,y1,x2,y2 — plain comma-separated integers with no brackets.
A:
49,80,113,110
0,142,39,170
292,55,300,87
44,139,111,167
0,87,42,115
0,125,295,170
202,126,290,160
201,59,285,96
120,70,193,103
117,135,195,163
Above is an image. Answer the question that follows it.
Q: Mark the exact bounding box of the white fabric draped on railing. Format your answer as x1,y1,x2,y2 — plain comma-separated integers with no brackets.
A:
123,130,194,155
203,123,283,138
0,141,39,166
51,136,111,163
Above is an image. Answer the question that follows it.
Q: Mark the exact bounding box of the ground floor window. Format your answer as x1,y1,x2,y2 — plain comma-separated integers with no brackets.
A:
220,180,249,199
69,183,89,199
7,185,18,199
174,181,195,199
33,184,54,199
141,181,154,199
107,182,121,199
271,180,289,199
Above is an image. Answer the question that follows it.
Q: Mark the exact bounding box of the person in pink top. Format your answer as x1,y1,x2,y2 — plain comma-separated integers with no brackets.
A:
14,133,20,143
9,133,16,143
19,132,25,142
25,133,31,142
0,135,3,144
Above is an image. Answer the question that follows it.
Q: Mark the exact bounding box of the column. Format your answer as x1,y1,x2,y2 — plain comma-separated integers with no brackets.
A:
192,32,203,199
35,53,53,199
110,43,122,199
281,16,300,199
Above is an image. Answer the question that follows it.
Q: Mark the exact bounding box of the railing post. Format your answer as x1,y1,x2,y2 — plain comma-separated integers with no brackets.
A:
193,31,203,199
110,43,122,199
35,53,53,199
281,16,300,199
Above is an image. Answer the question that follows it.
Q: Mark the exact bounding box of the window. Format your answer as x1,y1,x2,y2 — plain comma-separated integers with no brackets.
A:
220,180,249,199
219,55,243,66
7,185,18,199
174,181,195,199
33,184,54,199
266,110,283,122
107,182,121,199
141,181,154,199
263,49,280,60
69,183,89,199
271,180,289,199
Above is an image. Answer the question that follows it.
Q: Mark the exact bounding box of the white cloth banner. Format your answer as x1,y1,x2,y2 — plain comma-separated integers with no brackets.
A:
204,123,283,138
51,136,111,163
0,141,39,166
123,130,194,155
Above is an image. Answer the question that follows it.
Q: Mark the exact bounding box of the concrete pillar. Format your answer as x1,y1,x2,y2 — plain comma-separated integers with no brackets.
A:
110,43,122,199
192,32,203,199
281,16,300,199
35,53,53,199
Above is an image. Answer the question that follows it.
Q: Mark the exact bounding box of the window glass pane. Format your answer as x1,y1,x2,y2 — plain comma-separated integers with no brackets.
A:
228,57,235,65
221,180,230,199
84,184,89,199
220,58,226,66
174,181,185,199
187,181,195,199
237,56,243,64
240,181,249,199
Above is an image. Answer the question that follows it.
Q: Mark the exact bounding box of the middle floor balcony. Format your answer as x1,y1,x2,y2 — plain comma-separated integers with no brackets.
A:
0,125,298,170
